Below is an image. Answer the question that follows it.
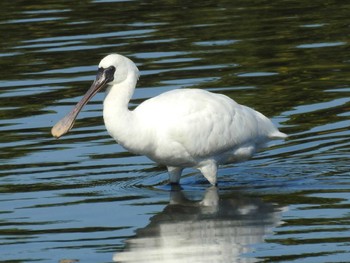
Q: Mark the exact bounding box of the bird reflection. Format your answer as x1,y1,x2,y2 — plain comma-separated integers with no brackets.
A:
113,186,283,263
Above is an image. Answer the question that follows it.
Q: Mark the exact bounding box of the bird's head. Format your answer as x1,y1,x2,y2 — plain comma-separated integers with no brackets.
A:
51,53,138,138
98,54,139,86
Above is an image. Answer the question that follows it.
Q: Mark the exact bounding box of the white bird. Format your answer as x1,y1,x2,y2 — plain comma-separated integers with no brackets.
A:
52,54,287,185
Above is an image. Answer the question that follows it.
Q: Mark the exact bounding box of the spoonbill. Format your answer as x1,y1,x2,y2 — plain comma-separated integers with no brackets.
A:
52,54,287,185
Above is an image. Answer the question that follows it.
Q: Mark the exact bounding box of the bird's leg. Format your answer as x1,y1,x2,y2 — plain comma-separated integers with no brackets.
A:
167,166,183,184
198,161,218,186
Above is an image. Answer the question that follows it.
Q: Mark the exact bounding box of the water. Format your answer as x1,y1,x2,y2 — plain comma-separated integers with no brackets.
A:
0,1,349,262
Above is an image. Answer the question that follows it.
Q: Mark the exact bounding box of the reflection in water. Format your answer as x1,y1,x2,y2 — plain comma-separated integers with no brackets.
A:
114,187,284,263
1,0,349,262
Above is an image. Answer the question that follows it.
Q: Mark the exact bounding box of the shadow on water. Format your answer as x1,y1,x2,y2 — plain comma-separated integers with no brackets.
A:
113,186,284,263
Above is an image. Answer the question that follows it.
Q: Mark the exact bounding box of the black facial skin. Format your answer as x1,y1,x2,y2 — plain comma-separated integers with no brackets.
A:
97,65,115,84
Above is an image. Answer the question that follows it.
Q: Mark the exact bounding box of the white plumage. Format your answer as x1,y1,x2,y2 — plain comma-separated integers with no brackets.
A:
52,54,287,185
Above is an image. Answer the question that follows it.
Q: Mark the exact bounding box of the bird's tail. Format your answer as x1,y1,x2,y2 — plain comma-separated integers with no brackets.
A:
269,130,288,140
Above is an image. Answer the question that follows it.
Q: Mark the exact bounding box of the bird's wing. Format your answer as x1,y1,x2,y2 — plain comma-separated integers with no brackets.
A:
134,89,278,159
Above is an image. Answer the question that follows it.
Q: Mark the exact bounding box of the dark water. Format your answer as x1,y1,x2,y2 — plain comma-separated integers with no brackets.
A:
1,1,349,262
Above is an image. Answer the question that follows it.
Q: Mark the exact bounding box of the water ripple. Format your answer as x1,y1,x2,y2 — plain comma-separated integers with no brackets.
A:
0,0,350,262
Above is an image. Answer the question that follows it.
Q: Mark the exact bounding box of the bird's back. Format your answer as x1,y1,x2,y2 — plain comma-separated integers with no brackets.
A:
133,89,285,166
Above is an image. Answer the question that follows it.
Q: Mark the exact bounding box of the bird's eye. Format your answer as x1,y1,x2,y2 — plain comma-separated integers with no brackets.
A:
104,66,116,82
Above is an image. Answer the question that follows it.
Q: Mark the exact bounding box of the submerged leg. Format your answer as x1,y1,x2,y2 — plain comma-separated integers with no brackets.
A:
167,166,183,184
198,161,218,186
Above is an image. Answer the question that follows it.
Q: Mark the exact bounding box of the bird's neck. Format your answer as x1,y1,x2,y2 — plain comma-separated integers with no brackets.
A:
103,72,138,145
